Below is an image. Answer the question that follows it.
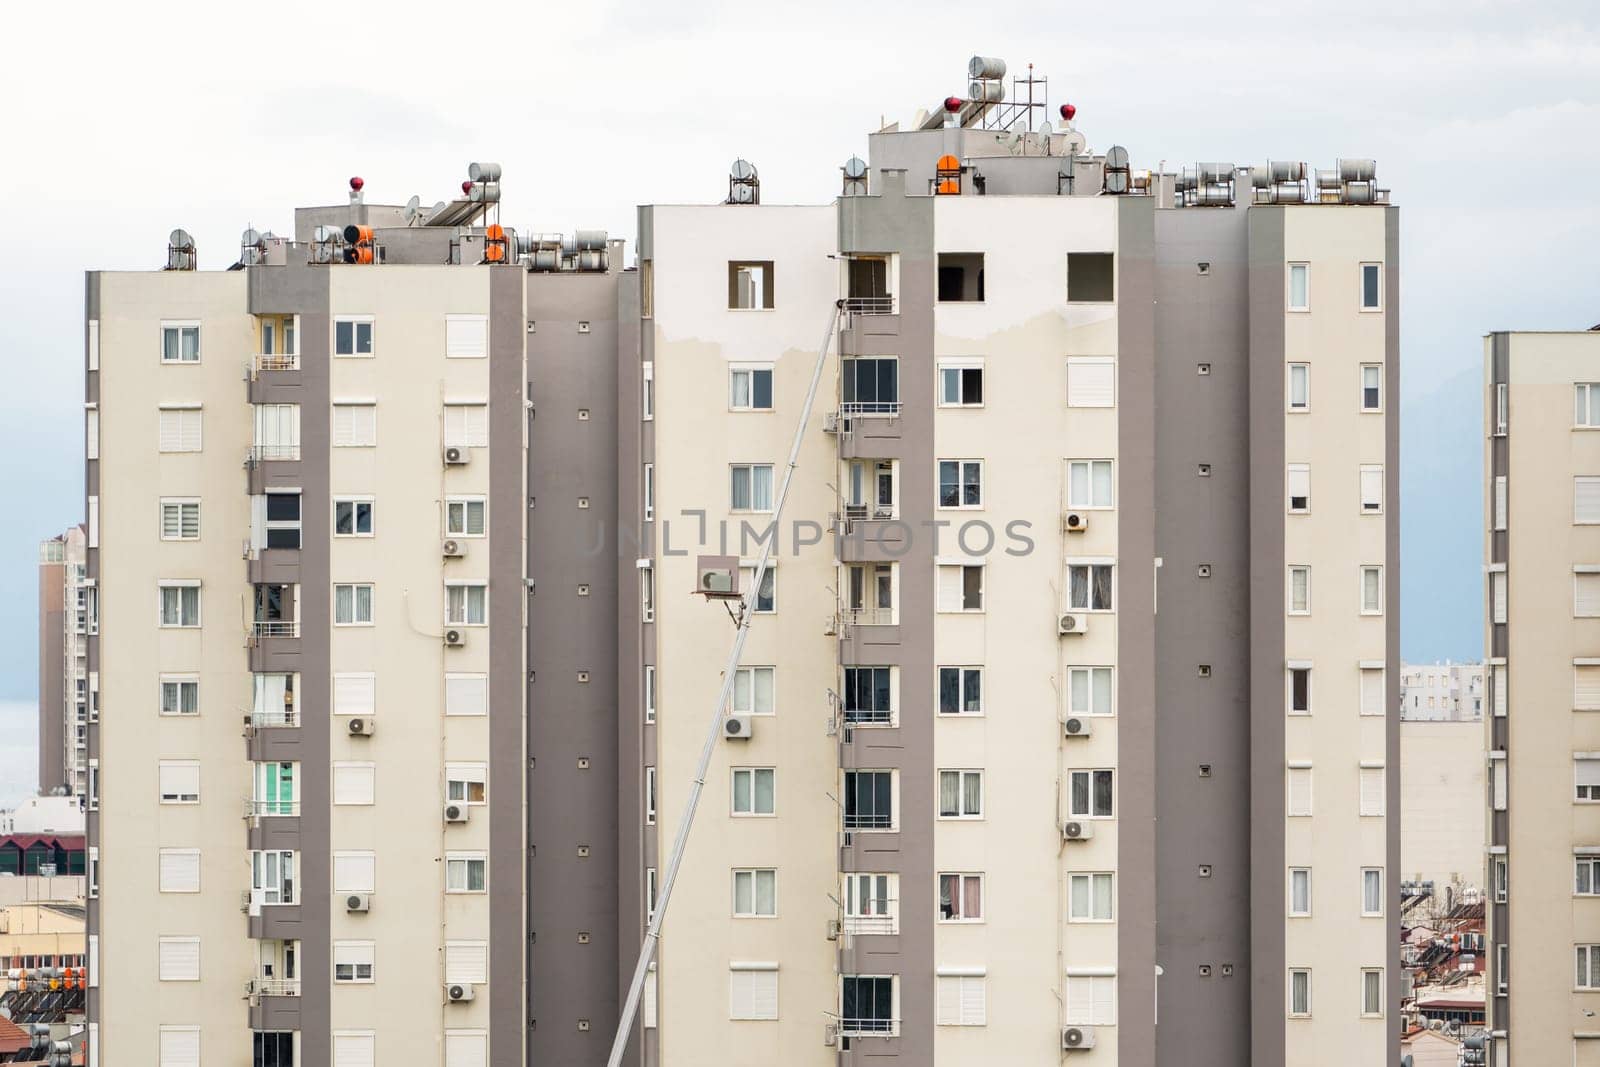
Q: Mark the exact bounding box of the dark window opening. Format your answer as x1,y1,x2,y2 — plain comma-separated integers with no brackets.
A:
1067,253,1115,303
937,253,984,302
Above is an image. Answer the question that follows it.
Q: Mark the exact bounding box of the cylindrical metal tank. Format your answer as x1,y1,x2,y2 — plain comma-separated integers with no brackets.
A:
968,56,1007,80
575,249,608,272
467,162,503,183
1196,185,1233,206
1197,162,1235,184
571,229,608,251
526,250,560,272
1339,158,1376,182
968,80,1004,103
1342,182,1375,204
468,182,501,204
1315,168,1340,189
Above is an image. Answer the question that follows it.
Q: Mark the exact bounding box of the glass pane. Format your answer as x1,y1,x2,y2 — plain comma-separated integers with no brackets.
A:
1071,567,1088,609
1093,873,1112,918
755,870,775,913
734,872,752,913
939,462,958,507
940,369,958,404
1092,566,1112,610
163,329,178,361
181,327,199,361
356,585,372,620
963,670,981,711
754,769,774,813
962,463,981,505
1093,462,1113,505
1071,772,1088,814
752,370,772,409
962,772,981,814
731,468,750,509
939,669,958,713
939,772,959,816
734,671,751,712
356,323,372,354
753,467,772,510
1094,771,1113,816
336,321,353,354
1092,669,1111,714
1070,463,1088,505
731,371,750,408
754,669,773,713
1070,876,1087,918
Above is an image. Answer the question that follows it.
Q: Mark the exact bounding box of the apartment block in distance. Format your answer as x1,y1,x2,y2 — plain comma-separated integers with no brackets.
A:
621,57,1397,1067
38,524,91,798
1483,326,1600,1066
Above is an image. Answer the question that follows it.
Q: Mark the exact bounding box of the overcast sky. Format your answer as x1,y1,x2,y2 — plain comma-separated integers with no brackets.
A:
0,1,1595,801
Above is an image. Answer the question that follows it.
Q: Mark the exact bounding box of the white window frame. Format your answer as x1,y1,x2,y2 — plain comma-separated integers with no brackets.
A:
158,581,202,628
446,763,488,806
728,964,780,1021
333,316,375,358
443,403,490,448
445,581,489,626
938,665,984,716
731,767,775,816
1362,867,1384,916
159,498,201,542
645,766,656,825
158,849,201,894
1288,565,1311,616
1287,763,1313,817
1287,263,1310,312
641,361,654,421
1495,382,1508,436
1067,459,1115,510
1288,867,1311,917
1288,967,1312,1017
936,459,984,510
1068,871,1114,923
936,358,985,408
1065,560,1115,613
1360,565,1384,615
444,673,488,717
158,760,200,804
644,664,656,724
643,464,655,522
333,496,375,538
1578,382,1600,429
332,851,376,894
160,321,201,364
446,496,488,538
1359,262,1383,311
1287,665,1312,715
1359,465,1384,514
158,936,201,982
640,563,654,624
1067,768,1114,819
730,463,775,513
1287,463,1310,514
1065,356,1116,408
333,940,375,984
1361,363,1383,412
1064,971,1116,1027
159,674,200,717
1580,945,1600,991
332,402,377,448
937,872,984,923
730,666,776,716
739,562,777,614
332,762,376,806
731,868,778,918
444,852,488,894
935,970,987,1027
1490,567,1507,625
1067,666,1114,717
728,364,775,412
1576,853,1600,897
1359,763,1386,817
1287,363,1310,412
445,314,488,359
936,562,985,614
333,583,375,626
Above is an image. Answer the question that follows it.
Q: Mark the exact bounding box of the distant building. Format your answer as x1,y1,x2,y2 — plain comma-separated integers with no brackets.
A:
1401,661,1484,721
0,799,84,838
36,528,90,797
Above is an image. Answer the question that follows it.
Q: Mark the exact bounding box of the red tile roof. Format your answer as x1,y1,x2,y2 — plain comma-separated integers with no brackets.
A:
0,1015,30,1054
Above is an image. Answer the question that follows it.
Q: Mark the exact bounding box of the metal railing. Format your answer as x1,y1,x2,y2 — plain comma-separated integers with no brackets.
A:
255,353,300,373
245,799,300,817
251,620,300,639
839,401,902,417
842,607,895,627
249,445,301,463
843,295,895,315
842,707,895,726
839,1017,898,1036
251,707,298,728
843,902,898,935
249,976,301,996
843,812,894,830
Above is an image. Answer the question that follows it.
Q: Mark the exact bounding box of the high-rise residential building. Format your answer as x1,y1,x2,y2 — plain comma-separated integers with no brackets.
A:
1482,328,1600,1067
38,525,90,798
1401,661,1484,721
84,59,1395,1067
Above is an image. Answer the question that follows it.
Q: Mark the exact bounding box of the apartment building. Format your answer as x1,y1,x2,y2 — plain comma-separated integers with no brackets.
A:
1402,661,1484,722
1482,328,1600,1066
85,57,1395,1067
38,525,90,797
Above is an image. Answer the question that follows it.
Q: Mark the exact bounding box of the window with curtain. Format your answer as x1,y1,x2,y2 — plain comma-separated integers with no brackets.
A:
1067,563,1114,611
1289,868,1311,916
732,869,777,916
937,770,983,818
1069,769,1114,818
730,464,775,511
1068,871,1113,921
1068,666,1113,716
445,583,487,625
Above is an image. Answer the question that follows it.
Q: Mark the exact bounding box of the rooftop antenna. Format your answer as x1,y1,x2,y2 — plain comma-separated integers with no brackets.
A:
606,298,845,1067
841,155,868,197
166,229,196,271
727,159,760,204
403,195,422,226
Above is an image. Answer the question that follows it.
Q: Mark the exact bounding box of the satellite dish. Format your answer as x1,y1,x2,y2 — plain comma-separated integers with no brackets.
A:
403,195,421,224
429,201,447,219
1036,119,1053,135
730,159,758,182
170,229,194,249
842,156,867,180
241,228,261,246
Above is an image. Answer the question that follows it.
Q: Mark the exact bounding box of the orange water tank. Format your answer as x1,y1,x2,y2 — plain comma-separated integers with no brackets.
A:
935,155,962,195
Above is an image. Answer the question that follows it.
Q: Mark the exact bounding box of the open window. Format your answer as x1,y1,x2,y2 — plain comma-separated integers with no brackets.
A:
728,261,775,310
937,253,984,302
1067,253,1115,303
845,255,893,315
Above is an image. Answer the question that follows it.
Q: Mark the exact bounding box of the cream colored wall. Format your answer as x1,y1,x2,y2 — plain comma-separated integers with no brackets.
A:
1399,721,1485,890
648,205,842,1066
95,270,255,1063
323,267,501,1052
1500,332,1600,1061
1280,206,1389,1064
931,195,1121,1063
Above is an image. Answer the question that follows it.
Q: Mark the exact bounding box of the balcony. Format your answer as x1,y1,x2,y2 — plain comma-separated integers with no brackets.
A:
255,352,300,374
839,401,902,418
843,295,895,316
248,976,300,997
251,620,300,640
245,799,300,818
249,444,301,463
842,607,895,628
250,706,298,729
843,901,898,936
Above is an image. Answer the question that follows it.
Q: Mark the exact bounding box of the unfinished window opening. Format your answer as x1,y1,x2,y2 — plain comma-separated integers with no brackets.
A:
937,253,984,302
1067,253,1115,303
728,261,775,310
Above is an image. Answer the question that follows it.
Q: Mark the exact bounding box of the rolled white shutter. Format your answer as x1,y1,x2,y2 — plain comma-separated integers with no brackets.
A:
960,975,987,1025
159,849,200,892
1288,466,1310,505
1577,666,1600,711
643,968,658,1028
1093,976,1114,1025
937,566,962,612
936,976,960,1025
334,674,376,716
333,765,375,805
1288,768,1312,816
1359,767,1385,816
1361,467,1383,510
1493,665,1508,717
446,675,488,716
158,1028,200,1067
1360,669,1384,716
179,409,202,451
444,1032,487,1067
729,971,753,1019
159,410,181,452
445,941,488,985
1067,359,1115,408
751,971,779,1020
1577,478,1600,524
333,1033,375,1067
1494,476,1507,530
446,315,488,358
1492,573,1507,624
86,408,99,459
1578,574,1600,617
158,937,200,981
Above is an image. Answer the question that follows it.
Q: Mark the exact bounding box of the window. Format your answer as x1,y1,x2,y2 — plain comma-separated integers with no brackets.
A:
251,849,296,904
86,405,99,460
1360,263,1382,310
841,357,899,414
1286,668,1312,716
334,583,374,625
161,322,200,363
1359,465,1384,513
846,563,895,625
1492,380,1506,432
333,673,376,717
936,972,987,1026
1494,857,1508,903
445,674,488,717
728,261,775,310
1360,969,1383,1016
159,675,199,717
644,665,656,724
730,464,774,512
445,854,487,893
643,464,655,522
1067,252,1115,303
1361,364,1382,411
332,762,376,806
334,941,374,983
844,459,896,519
840,975,895,1034
1579,383,1600,427
1496,944,1508,994
1287,263,1309,311
445,314,487,358
1580,946,1600,990
334,317,374,357
262,491,302,550
729,365,773,410
1287,765,1313,816
1066,357,1115,408
1069,872,1114,921
842,667,893,725
444,404,489,448
446,497,487,538
1288,364,1309,411
1067,563,1114,612
1288,968,1311,1016
844,873,895,933
641,564,654,624
732,869,777,917
646,868,658,921
731,666,775,715
1492,754,1508,810
933,250,986,301
158,937,200,981
158,407,203,452
1065,972,1116,1026
1490,570,1507,625
159,760,200,804
1360,667,1385,717
1288,566,1311,615
334,498,374,537
938,667,983,715
739,565,776,613
1362,868,1384,916
1068,666,1113,717
160,500,200,541
843,770,893,830
332,852,376,894
938,770,983,819
333,403,377,447
254,761,296,816
159,1026,200,1067
729,965,779,1020
1493,663,1507,716
1359,566,1385,615
158,849,200,894
1068,769,1114,818
446,764,488,806
645,767,656,825
938,360,984,407
1068,460,1114,509
332,1032,375,1067
641,361,654,420
731,767,775,816
253,403,300,461
1577,854,1600,895
937,460,983,509
937,563,984,612
1289,868,1311,917
1287,464,1310,512
445,582,488,626
444,1031,487,1067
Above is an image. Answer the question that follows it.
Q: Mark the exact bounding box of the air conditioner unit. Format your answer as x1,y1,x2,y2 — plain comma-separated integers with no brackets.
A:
442,539,464,559
443,445,469,466
1063,717,1092,739
822,412,841,434
1058,613,1088,636
698,567,736,596
446,982,476,1003
444,803,469,824
723,714,753,740
1062,1025,1097,1051
444,629,466,648
823,1023,839,1047
347,717,374,737
1062,820,1093,842
1063,511,1089,533
826,918,843,941
839,831,854,849
345,893,371,913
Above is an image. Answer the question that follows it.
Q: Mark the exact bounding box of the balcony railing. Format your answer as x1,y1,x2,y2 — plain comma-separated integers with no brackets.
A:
840,1017,898,1037
255,353,300,373
843,905,898,936
250,707,298,728
248,976,301,997
843,812,893,830
245,799,300,818
843,707,894,726
842,607,895,627
249,445,301,463
843,295,895,315
251,620,300,639
839,401,902,417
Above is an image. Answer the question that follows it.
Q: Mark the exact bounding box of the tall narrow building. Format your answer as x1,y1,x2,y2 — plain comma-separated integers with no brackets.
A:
38,524,90,798
1483,328,1600,1066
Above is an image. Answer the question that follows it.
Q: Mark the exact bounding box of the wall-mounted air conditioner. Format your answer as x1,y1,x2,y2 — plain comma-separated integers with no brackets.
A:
723,715,752,740
1059,614,1088,636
